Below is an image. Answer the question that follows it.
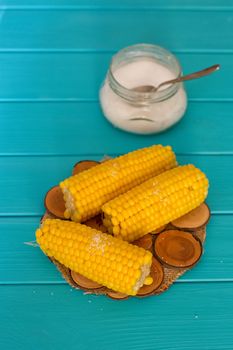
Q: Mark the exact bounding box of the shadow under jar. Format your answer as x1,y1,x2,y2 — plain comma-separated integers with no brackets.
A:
99,44,187,135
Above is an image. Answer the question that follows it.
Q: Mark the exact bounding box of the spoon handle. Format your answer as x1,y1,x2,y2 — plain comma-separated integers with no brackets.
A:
158,64,220,89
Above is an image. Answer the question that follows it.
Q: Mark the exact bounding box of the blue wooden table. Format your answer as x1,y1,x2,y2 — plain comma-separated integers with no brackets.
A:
1,1,233,349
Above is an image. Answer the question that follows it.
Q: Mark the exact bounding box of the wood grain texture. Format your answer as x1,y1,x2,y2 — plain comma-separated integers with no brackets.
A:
0,215,232,284
0,10,232,50
0,155,232,215
0,52,227,100
1,283,233,350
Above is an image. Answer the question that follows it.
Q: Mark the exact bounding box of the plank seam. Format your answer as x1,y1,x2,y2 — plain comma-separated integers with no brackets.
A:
1,280,233,286
0,49,232,54
0,211,231,218
0,98,232,103
1,6,233,11
1,152,233,157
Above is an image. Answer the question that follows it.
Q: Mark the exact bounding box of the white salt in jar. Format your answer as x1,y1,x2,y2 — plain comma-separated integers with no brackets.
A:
99,44,187,134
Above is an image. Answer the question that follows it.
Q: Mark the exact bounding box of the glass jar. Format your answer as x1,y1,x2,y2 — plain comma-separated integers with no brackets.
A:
99,43,187,134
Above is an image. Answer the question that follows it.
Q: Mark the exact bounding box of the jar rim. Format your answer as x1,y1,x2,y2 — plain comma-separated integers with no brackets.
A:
108,43,182,103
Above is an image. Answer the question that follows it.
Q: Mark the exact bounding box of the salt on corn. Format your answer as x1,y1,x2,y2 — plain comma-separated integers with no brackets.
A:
102,164,209,242
36,219,153,296
60,145,177,222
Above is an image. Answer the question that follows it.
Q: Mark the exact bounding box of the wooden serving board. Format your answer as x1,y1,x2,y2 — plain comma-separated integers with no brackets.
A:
41,159,210,300
49,221,206,300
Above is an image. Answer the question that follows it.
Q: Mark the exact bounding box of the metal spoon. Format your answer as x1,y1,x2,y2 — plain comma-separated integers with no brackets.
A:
133,64,220,93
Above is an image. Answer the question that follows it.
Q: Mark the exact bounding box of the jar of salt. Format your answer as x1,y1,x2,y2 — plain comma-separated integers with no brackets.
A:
99,44,187,134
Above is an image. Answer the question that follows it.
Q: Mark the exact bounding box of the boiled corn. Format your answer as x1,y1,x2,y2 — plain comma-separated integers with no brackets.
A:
36,219,153,295
102,164,209,242
60,145,176,222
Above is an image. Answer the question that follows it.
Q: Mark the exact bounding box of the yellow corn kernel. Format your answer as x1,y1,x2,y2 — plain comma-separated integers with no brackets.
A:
36,219,153,296
102,165,209,242
60,145,177,222
144,276,153,285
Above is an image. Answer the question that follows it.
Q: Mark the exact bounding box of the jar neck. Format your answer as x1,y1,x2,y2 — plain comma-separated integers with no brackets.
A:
108,70,180,104
107,43,182,105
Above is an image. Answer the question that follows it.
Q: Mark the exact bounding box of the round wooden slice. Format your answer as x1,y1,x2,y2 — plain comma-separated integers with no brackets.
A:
72,160,99,176
70,270,103,290
171,203,211,230
106,290,129,300
154,230,202,268
44,185,66,219
137,257,164,296
150,224,167,235
133,234,153,251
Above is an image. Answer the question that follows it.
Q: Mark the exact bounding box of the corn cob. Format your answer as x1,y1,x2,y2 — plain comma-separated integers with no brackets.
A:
60,145,176,222
36,219,153,295
102,165,209,242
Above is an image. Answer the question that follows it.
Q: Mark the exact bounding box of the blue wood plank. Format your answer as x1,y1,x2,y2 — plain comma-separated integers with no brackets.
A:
1,215,232,284
0,10,232,50
1,283,233,350
0,52,226,99
0,102,232,154
0,155,232,215
2,0,233,9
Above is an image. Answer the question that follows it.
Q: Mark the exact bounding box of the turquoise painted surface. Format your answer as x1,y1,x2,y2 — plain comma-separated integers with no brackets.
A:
0,53,230,100
0,102,232,154
1,1,233,349
2,0,233,8
0,10,232,51
2,284,233,350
